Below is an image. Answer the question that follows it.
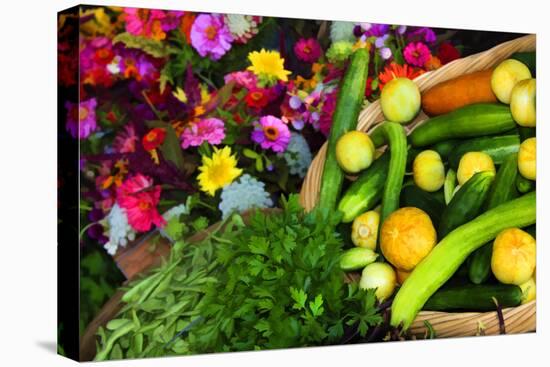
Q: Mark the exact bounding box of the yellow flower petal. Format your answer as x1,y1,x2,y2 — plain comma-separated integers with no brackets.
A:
197,146,242,196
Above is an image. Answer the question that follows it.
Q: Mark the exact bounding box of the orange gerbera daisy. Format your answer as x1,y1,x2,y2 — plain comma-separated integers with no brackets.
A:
378,63,425,90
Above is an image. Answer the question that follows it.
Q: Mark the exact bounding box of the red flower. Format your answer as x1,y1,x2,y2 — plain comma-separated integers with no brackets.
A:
245,88,270,109
93,47,115,65
142,128,167,151
438,42,460,65
365,77,374,97
117,174,166,232
378,62,425,90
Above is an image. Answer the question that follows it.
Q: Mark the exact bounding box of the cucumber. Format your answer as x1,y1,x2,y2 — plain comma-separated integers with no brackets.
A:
337,152,390,223
510,51,536,77
370,122,408,224
430,139,462,161
391,191,536,329
517,126,536,141
409,103,515,147
468,153,519,284
318,48,370,212
448,134,520,170
400,185,445,228
516,174,535,193
524,224,536,238
423,284,522,311
438,171,495,239
443,168,457,204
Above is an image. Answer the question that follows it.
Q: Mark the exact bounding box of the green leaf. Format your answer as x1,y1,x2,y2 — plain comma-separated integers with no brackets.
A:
106,319,132,331
113,32,177,58
309,294,325,317
243,148,260,159
146,120,186,173
248,237,269,255
290,287,307,310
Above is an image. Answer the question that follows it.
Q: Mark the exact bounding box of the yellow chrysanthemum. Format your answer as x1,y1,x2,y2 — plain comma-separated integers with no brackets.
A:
247,49,291,86
197,147,243,196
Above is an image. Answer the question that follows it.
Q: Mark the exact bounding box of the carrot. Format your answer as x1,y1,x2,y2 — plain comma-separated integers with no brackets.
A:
421,69,498,116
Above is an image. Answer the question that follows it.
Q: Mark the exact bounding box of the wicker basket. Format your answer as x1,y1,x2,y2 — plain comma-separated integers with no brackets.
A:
299,34,536,338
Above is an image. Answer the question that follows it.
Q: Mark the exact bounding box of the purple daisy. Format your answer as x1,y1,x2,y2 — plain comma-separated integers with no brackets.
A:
190,14,233,61
251,115,291,153
65,98,98,139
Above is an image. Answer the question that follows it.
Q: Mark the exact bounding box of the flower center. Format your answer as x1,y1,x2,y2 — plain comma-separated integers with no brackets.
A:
96,48,110,59
145,131,158,141
303,45,311,54
79,106,89,121
138,201,151,210
251,91,263,101
137,9,150,21
264,126,279,141
205,25,218,40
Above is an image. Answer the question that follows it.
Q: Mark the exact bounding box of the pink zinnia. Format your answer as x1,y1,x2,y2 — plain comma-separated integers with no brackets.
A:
116,174,166,232
294,38,322,63
319,90,337,136
123,8,183,40
190,14,233,61
65,98,98,139
403,42,431,67
181,118,226,149
224,70,258,90
113,124,138,153
251,115,291,153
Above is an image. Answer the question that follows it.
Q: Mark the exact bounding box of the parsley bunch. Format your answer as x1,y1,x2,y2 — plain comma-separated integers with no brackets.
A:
188,194,382,352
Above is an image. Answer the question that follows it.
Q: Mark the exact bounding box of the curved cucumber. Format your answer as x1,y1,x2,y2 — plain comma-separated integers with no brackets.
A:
468,153,520,284
400,185,445,228
370,122,408,224
391,191,536,329
318,48,370,212
337,152,390,223
448,134,520,170
423,284,522,311
409,103,515,147
444,169,457,205
438,171,495,239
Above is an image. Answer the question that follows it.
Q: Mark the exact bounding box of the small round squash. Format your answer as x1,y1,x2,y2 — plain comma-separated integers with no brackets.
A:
380,207,437,271
456,151,496,185
518,137,536,180
413,150,445,192
491,59,532,104
380,77,421,124
519,277,536,304
491,228,536,285
510,78,536,127
351,210,380,250
335,131,375,173
359,262,397,302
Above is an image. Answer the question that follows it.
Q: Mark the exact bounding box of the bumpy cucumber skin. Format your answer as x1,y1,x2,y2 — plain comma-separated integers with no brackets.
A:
409,103,515,147
370,122,408,223
318,49,370,212
390,191,536,329
400,185,445,228
423,284,522,311
468,153,520,284
337,152,390,223
438,171,495,239
448,134,520,170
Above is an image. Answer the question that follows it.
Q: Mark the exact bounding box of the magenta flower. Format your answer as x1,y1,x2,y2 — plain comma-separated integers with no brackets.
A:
123,8,183,40
114,124,138,153
404,42,432,67
181,118,226,149
319,91,337,136
65,98,98,139
294,38,322,63
224,70,258,90
116,174,166,232
190,14,233,60
251,115,291,153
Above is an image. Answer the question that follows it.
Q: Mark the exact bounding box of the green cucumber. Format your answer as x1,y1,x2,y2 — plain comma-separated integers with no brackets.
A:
409,103,515,147
430,139,462,161
391,191,536,329
423,284,522,311
516,174,535,193
448,134,520,170
438,171,495,239
337,152,390,223
518,126,536,141
468,154,520,284
510,51,536,76
443,168,457,204
318,48,370,212
524,224,536,238
370,122,408,224
400,185,445,228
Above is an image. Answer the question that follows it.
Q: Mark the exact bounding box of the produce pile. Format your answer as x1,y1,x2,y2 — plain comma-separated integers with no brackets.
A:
92,41,536,359
326,49,536,330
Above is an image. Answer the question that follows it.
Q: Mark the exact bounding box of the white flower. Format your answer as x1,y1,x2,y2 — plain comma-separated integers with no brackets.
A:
219,174,273,219
330,21,356,42
281,133,312,178
162,203,189,221
103,204,136,256
224,14,261,43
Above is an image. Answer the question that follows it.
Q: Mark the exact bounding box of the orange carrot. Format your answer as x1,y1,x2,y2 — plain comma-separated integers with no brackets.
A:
421,69,498,116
